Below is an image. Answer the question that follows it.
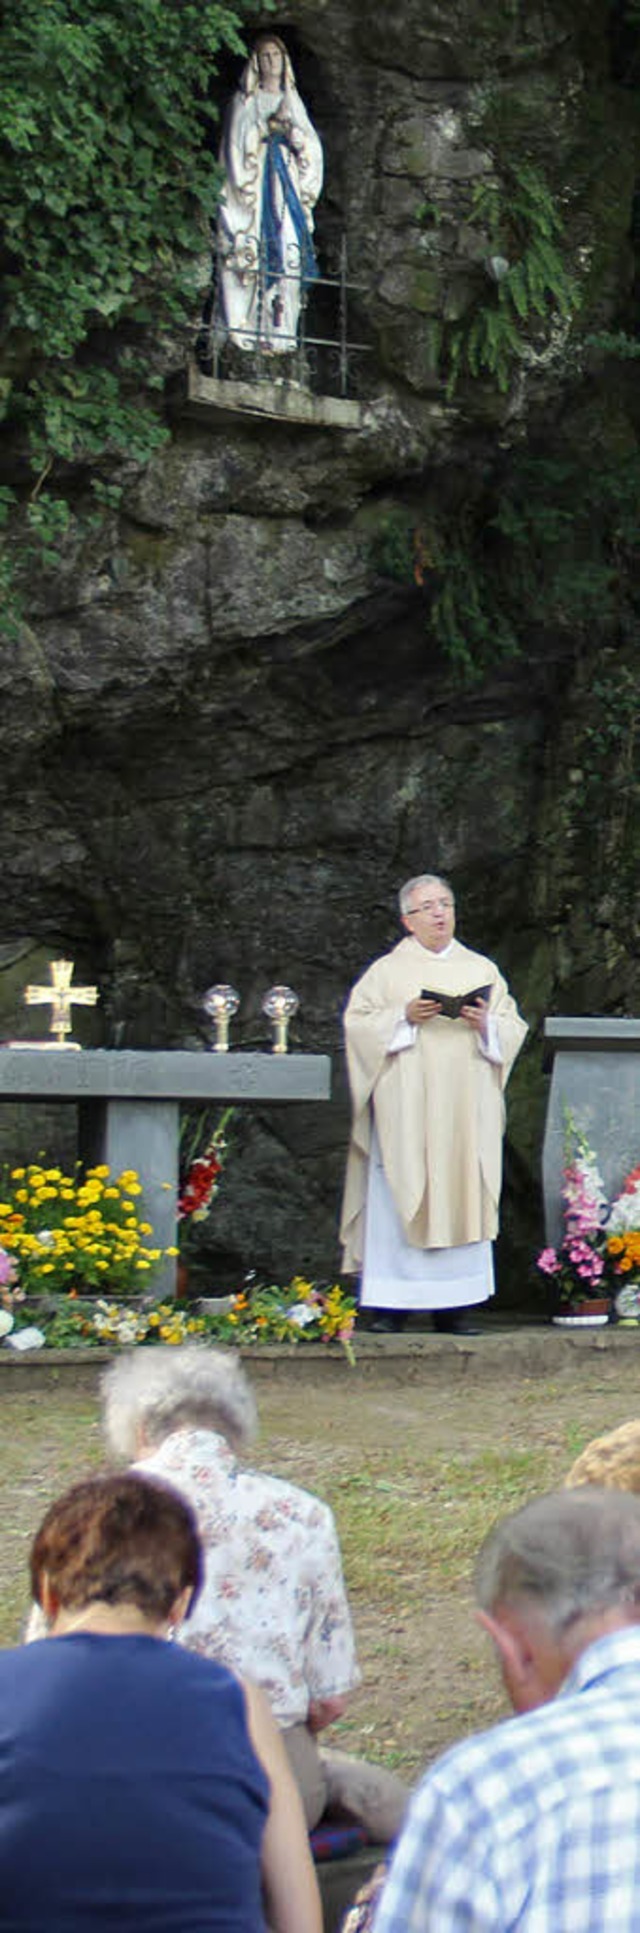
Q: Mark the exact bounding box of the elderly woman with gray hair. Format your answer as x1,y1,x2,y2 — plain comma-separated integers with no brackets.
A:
39,1344,407,1841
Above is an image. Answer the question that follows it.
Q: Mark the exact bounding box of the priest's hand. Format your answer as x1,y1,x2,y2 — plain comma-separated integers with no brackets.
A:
406,996,442,1024
461,997,489,1040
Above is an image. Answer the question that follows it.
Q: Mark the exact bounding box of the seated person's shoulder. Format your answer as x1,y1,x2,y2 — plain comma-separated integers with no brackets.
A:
248,1469,336,1534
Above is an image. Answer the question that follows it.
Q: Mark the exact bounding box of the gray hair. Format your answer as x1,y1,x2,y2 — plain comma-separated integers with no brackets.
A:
398,874,454,918
101,1345,258,1463
475,1487,640,1636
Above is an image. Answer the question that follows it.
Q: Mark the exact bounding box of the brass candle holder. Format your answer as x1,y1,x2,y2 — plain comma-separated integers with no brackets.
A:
203,984,240,1052
262,985,299,1054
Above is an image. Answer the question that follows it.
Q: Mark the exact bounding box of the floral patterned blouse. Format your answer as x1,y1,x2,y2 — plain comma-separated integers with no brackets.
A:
136,1427,361,1727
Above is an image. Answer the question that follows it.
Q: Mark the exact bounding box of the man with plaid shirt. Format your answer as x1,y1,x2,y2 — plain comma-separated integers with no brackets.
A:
372,1487,640,1932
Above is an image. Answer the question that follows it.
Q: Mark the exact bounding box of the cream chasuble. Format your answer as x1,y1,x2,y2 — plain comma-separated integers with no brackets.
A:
340,935,527,1308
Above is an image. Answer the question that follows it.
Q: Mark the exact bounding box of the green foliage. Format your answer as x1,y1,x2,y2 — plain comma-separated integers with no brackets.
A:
584,665,640,748
430,539,518,672
416,196,443,229
0,0,259,614
373,431,640,680
575,663,640,830
447,163,579,395
370,511,416,584
584,331,640,360
441,444,640,673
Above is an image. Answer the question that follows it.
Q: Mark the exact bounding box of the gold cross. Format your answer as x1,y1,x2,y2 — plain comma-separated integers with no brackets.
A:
24,959,98,1048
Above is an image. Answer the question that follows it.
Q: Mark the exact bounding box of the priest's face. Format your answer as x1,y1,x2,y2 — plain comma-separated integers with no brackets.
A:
402,881,455,952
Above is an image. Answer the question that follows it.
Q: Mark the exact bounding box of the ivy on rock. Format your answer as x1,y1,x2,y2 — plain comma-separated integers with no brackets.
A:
0,0,262,618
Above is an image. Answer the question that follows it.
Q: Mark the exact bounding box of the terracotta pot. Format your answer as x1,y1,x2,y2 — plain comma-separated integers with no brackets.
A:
552,1298,610,1327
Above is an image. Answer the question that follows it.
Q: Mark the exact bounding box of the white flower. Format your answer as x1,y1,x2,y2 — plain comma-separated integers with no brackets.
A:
0,1310,14,1338
608,1184,640,1234
287,1303,317,1329
5,1326,45,1351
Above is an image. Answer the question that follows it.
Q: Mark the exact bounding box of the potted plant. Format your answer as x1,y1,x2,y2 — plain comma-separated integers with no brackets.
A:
0,1159,175,1302
537,1117,612,1325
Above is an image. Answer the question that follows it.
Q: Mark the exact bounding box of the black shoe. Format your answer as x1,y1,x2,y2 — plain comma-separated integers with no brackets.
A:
369,1311,408,1333
432,1310,482,1335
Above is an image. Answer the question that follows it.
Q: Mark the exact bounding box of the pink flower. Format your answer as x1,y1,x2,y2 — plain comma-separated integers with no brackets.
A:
0,1249,17,1289
537,1248,561,1275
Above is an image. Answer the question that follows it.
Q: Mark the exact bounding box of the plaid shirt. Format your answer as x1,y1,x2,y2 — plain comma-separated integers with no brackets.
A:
372,1626,640,1933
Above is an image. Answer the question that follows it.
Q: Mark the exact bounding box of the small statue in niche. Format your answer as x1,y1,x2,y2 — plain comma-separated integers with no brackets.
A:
216,34,323,357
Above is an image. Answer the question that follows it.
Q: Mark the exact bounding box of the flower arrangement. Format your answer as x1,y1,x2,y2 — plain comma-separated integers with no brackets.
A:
204,1275,357,1365
178,1109,233,1260
41,1297,208,1349
0,1255,357,1359
0,1161,177,1297
536,1115,611,1315
0,1245,23,1311
604,1163,640,1321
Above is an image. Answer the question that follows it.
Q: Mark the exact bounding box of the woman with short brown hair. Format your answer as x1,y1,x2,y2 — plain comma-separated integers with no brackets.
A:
3,1471,321,1933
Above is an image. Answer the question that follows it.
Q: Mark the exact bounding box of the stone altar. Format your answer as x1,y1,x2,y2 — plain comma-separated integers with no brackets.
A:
0,1049,331,1296
543,1018,640,1246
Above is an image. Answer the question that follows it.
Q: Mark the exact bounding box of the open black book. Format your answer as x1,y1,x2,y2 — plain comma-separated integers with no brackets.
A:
420,983,492,1020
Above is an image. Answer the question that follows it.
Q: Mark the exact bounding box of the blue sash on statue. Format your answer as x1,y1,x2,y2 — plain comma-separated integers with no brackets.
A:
262,132,318,292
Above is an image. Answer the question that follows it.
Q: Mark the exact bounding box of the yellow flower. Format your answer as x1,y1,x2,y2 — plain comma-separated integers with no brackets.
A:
290,1275,313,1296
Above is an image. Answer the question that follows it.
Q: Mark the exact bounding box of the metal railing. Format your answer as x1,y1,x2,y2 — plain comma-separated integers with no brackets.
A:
194,234,371,399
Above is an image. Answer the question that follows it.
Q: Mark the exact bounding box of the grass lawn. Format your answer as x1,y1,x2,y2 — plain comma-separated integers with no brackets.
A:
2,1350,640,1776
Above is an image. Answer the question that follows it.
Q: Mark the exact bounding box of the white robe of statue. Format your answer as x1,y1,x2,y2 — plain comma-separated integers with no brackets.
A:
216,36,323,355
340,936,527,1311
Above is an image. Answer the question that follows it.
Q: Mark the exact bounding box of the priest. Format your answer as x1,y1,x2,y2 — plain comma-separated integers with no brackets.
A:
340,875,527,1332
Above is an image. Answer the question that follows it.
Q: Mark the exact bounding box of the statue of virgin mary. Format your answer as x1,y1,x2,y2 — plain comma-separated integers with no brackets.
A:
216,35,323,355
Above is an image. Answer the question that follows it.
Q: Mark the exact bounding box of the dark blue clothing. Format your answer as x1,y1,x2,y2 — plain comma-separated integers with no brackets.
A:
0,1634,270,1931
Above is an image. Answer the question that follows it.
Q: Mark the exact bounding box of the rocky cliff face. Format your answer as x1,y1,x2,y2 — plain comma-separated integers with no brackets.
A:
3,0,640,1304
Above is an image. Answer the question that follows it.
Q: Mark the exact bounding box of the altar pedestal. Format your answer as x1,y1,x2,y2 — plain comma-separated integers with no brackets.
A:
543,1018,640,1247
0,1049,331,1295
